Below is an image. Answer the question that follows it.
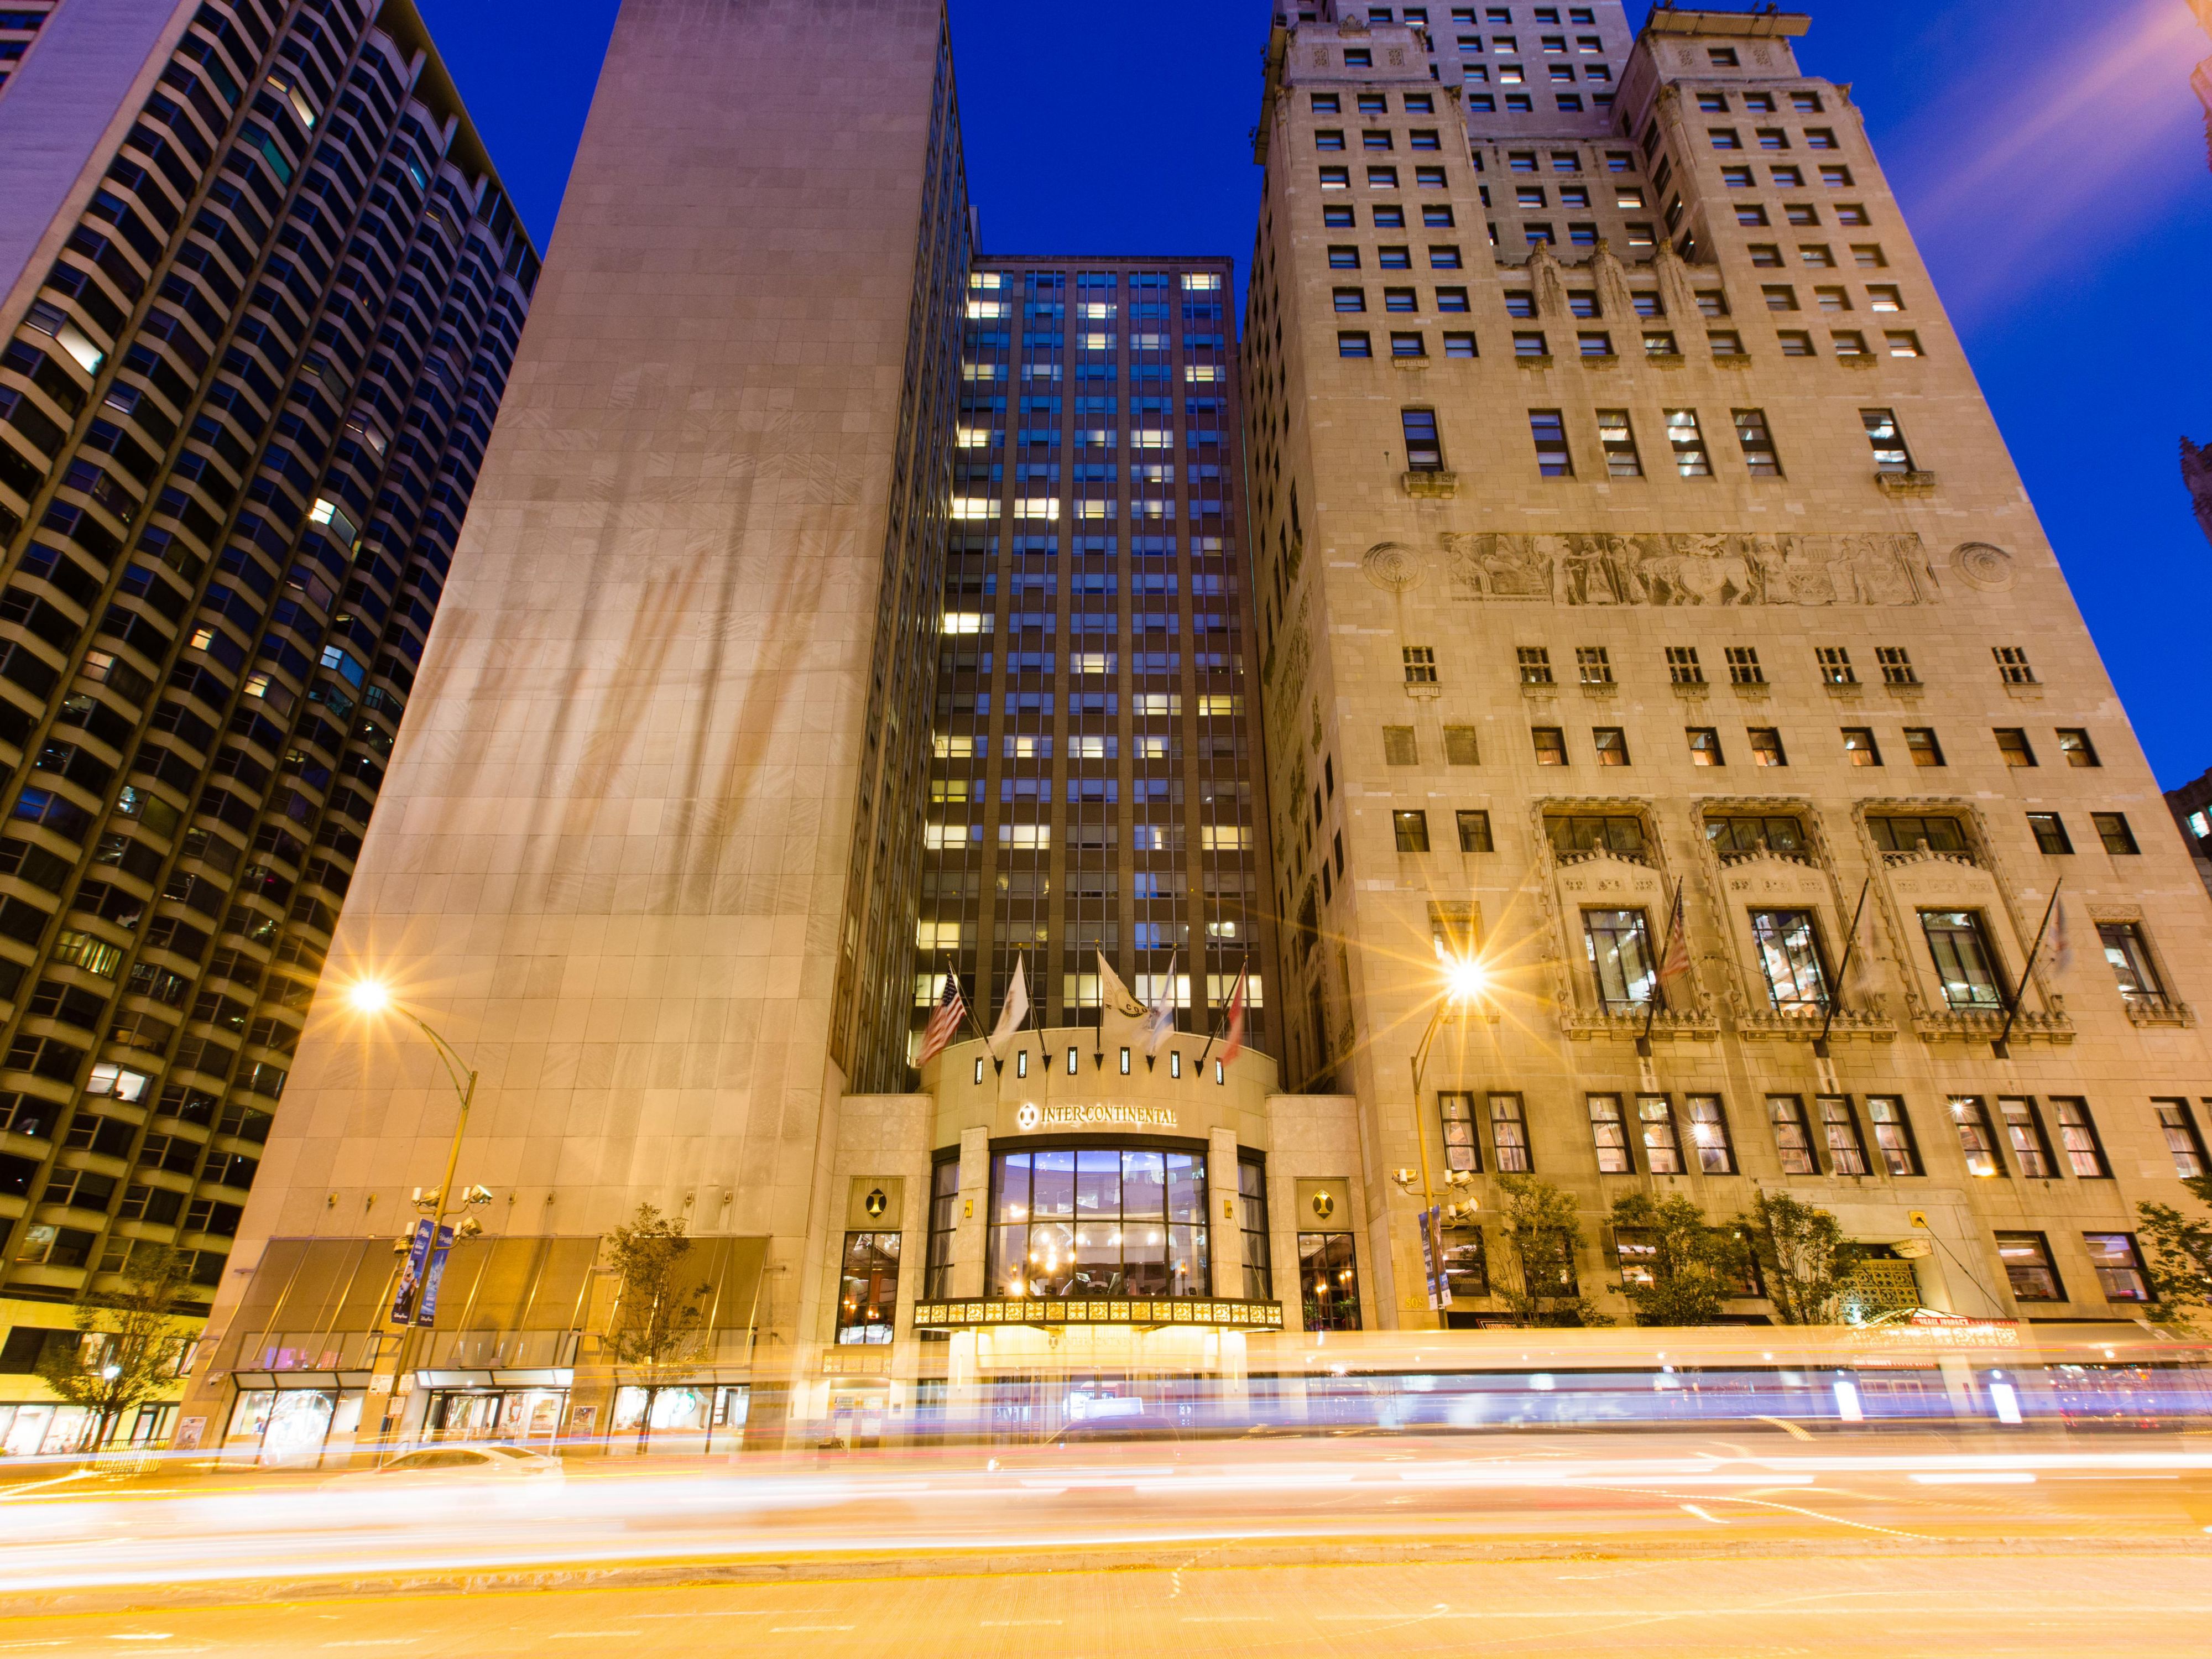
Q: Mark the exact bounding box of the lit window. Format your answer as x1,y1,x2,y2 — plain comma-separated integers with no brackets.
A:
1664,409,1709,476
1596,409,1640,476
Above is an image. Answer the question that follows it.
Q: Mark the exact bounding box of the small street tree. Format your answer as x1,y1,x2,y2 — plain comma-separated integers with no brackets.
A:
604,1203,712,1449
1608,1192,1748,1327
2135,1177,2212,1333
36,1244,194,1453
1493,1175,1614,1328
1740,1190,1844,1325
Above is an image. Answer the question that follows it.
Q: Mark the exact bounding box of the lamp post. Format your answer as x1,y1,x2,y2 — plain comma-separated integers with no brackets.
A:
346,982,489,1443
1394,952,1489,1326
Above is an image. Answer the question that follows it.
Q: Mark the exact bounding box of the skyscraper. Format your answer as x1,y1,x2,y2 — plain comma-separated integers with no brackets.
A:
927,254,1276,1062
179,0,970,1454
0,0,534,1447
1248,3,2212,1327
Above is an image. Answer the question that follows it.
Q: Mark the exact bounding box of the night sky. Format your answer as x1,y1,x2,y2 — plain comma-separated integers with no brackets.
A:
415,0,2212,790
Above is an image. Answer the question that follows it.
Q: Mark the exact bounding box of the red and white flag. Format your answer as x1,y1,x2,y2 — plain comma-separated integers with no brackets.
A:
917,974,966,1066
1220,965,1250,1065
1655,891,1691,985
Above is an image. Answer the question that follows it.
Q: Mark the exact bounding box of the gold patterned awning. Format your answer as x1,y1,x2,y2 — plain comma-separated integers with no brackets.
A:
912,1297,1284,1331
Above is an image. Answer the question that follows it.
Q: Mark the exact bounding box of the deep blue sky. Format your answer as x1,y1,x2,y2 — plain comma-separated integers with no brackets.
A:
418,0,2212,790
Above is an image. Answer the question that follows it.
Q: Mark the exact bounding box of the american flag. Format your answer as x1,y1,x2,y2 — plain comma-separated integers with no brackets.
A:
918,975,966,1066
1655,890,1691,986
1219,964,1249,1065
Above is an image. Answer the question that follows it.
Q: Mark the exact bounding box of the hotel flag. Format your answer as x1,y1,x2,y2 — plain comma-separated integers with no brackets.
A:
917,974,966,1067
1144,952,1180,1059
989,955,1031,1063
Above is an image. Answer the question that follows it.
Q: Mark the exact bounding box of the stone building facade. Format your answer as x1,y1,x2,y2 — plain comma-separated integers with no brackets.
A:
1245,3,2212,1329
0,0,534,1452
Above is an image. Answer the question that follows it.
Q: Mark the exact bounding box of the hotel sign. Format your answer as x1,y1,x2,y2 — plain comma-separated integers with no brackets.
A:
1014,1101,1178,1132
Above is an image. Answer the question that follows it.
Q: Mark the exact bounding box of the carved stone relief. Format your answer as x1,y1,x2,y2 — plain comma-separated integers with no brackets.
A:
1442,531,1934,608
1950,541,2017,592
1363,540,1422,592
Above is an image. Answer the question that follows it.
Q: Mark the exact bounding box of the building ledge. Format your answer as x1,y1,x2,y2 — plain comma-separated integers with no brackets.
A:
1580,352,1620,369
1515,353,1555,369
1876,469,1938,497
1912,1009,2074,1045
1401,468,1458,499
1712,352,1753,369
1645,352,1687,368
2124,996,2196,1029
1736,1008,1897,1042
1561,1009,1720,1043
1839,352,1879,369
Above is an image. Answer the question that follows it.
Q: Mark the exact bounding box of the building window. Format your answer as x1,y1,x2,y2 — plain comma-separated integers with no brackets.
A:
1687,727,1724,766
1999,1096,2058,1180
2156,1099,2208,1177
1442,330,1478,357
1874,645,1916,685
1239,1158,1272,1301
2028,813,2073,855
1402,408,1444,468
1299,1233,1361,1330
1491,1093,1532,1172
1638,1094,1683,1174
1748,727,1788,767
1886,330,1924,357
836,1232,902,1345
1592,727,1630,766
1403,645,1439,684
1842,727,1881,766
1588,1093,1634,1173
1873,814,1969,854
2082,1233,2150,1302
1751,910,1830,1011
1726,645,1764,685
1862,407,1913,471
1533,726,1568,765
1815,1095,1868,1175
2057,728,2100,767
1733,409,1781,475
1685,1094,1736,1173
1948,1096,2004,1177
1767,1095,1818,1175
1817,645,1856,686
1519,646,1554,684
1530,408,1572,475
1664,409,1710,476
1866,1097,1922,1175
1995,1232,2063,1301
2092,812,2138,854
1576,645,1613,685
989,1148,1209,1299
1667,645,1704,685
1457,809,1494,852
1391,331,1428,358
1921,911,2005,1011
1394,810,1431,852
1597,408,1641,476
1339,330,1373,357
2098,921,2162,999
1334,286,1368,312
1442,1228,1489,1303
1905,727,1944,766
2053,1098,2111,1178
1439,1091,1481,1173
1583,908,1657,1010
924,1159,960,1298
1992,646,2036,685
1384,724,1418,765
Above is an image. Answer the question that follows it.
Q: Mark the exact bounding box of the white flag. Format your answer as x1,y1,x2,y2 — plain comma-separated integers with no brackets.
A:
988,957,1030,1061
1145,952,1179,1056
1096,951,1147,1018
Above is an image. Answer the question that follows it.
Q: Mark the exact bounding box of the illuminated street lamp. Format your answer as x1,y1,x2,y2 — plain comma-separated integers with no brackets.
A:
347,982,492,1428
1394,948,1489,1324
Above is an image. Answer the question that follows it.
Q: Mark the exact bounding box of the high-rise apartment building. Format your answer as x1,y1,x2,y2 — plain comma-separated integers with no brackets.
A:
1247,3,2212,1327
0,0,534,1451
927,254,1275,1057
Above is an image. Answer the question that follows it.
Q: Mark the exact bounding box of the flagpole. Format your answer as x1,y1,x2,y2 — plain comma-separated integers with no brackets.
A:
945,954,992,1049
1993,878,2063,1062
1637,883,1682,1060
1813,876,1872,1062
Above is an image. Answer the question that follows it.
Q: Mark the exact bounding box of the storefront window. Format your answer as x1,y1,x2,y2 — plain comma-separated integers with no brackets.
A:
837,1231,902,1344
1299,1232,1361,1330
612,1385,712,1434
1238,1156,1271,1300
989,1147,1209,1298
923,1158,960,1298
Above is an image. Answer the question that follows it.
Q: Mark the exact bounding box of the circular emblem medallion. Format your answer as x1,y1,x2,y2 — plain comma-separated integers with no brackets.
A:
864,1187,888,1219
1311,1190,1336,1221
1952,542,2016,592
1016,1102,1042,1133
1363,541,1422,592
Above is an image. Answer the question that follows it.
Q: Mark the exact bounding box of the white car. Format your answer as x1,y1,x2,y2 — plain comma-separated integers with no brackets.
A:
327,1444,565,1486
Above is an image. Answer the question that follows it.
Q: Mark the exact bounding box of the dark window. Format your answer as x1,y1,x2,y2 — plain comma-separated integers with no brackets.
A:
2092,812,2138,855
2028,813,2072,855
1394,810,1431,853
1456,809,1494,852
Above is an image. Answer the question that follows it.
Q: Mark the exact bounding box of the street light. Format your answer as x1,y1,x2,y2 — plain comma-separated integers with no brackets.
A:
1396,947,1490,1324
347,982,489,1432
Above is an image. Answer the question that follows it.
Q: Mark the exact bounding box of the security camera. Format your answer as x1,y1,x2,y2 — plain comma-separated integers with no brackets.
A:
465,1184,494,1207
455,1216,484,1239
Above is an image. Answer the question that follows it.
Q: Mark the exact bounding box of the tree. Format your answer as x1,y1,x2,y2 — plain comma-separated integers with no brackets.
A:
1608,1192,1748,1327
1739,1190,1843,1325
604,1204,712,1448
36,1244,194,1453
1493,1175,1614,1328
2135,1176,2212,1333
